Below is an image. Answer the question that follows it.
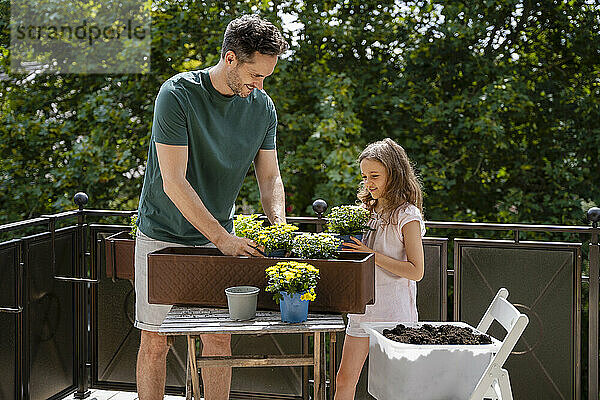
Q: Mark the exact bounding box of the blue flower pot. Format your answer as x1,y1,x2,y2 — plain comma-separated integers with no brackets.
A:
338,234,363,250
279,291,310,323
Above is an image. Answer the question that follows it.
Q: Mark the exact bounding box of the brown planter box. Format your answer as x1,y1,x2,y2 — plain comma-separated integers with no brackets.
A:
147,247,375,314
105,231,135,280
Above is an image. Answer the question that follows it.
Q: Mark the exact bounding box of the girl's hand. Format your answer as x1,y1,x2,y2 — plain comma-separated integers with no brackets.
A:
342,236,373,253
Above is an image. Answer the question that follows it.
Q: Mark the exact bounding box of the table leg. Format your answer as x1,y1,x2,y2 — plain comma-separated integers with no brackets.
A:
303,333,309,400
329,332,337,400
185,353,192,400
187,335,201,399
314,332,322,400
321,333,327,400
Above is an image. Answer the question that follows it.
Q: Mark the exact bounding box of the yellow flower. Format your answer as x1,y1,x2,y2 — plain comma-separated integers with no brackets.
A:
265,260,319,302
283,271,295,281
265,267,277,275
300,291,316,301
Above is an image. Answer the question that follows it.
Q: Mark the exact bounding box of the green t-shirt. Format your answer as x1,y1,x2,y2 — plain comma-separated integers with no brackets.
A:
137,68,277,245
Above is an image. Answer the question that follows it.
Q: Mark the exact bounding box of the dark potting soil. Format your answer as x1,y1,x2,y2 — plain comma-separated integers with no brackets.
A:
382,324,493,345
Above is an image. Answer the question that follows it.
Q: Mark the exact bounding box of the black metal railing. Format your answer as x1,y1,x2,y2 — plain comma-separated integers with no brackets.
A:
0,195,598,400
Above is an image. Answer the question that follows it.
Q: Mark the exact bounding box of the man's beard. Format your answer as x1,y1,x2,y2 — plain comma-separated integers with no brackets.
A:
225,66,250,97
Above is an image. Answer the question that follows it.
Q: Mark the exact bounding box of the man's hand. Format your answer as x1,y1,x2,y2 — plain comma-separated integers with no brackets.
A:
215,233,265,257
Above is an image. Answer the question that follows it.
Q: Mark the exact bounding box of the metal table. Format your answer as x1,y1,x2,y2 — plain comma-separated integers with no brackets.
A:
158,306,346,400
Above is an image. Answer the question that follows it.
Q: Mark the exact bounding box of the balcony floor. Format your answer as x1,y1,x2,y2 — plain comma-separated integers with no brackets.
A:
61,390,186,400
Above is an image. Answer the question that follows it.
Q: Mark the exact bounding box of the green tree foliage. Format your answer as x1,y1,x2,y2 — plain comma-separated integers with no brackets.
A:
1,0,598,225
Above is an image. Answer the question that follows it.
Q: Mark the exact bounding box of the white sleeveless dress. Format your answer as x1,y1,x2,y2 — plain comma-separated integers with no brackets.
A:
345,203,426,337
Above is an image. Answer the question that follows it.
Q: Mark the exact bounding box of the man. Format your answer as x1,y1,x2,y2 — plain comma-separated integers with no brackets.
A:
134,15,288,400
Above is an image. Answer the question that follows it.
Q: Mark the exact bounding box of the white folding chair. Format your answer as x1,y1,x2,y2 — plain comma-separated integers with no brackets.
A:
469,288,529,400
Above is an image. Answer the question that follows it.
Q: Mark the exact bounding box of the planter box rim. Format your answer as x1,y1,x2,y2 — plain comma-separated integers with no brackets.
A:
151,246,373,262
106,230,134,240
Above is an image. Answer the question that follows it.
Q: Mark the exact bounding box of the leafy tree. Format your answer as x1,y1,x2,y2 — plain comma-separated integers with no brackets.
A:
0,0,598,227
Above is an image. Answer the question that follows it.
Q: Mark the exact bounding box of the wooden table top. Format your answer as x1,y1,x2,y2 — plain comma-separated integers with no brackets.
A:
158,306,346,335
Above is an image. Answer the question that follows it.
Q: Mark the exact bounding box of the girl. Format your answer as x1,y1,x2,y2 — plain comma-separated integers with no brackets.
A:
334,138,426,400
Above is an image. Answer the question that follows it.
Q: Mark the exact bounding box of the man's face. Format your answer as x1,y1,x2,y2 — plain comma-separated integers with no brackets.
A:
225,51,278,98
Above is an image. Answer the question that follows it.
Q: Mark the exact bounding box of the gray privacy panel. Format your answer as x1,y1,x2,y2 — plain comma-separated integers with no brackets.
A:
419,238,448,321
25,228,77,400
0,243,18,400
96,276,143,384
96,279,188,387
455,239,580,400
0,243,17,309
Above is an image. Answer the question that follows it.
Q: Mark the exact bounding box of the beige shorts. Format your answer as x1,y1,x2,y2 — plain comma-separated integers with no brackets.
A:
134,229,216,332
345,315,371,338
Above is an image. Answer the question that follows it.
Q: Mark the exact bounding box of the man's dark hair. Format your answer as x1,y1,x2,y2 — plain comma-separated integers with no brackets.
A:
221,14,289,63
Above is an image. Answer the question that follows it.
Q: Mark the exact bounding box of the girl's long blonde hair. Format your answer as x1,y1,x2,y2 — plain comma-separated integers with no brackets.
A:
357,138,423,220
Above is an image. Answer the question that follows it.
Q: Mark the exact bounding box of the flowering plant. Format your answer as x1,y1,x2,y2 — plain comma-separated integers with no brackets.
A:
265,261,320,304
233,214,264,240
326,205,371,236
129,214,138,238
254,223,299,255
291,233,342,259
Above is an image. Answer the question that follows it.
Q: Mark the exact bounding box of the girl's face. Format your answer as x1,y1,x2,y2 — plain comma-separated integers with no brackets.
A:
360,158,388,200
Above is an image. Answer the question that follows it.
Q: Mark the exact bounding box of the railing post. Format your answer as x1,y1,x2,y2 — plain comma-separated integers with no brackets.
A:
17,239,27,400
587,207,600,400
312,199,328,233
74,192,91,399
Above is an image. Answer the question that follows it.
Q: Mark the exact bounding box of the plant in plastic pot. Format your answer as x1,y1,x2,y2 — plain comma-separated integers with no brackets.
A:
325,205,371,246
254,223,299,257
291,232,342,260
265,261,320,323
129,213,138,238
233,214,264,241
235,215,299,256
